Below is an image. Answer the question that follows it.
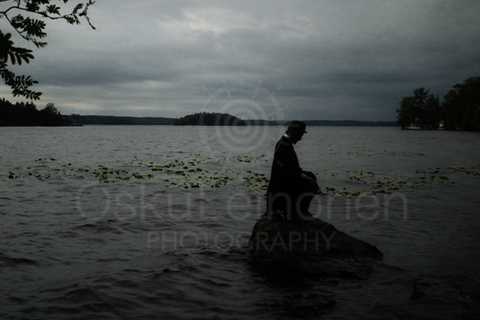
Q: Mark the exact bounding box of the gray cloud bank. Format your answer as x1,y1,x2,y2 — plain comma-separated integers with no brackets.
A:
2,0,480,120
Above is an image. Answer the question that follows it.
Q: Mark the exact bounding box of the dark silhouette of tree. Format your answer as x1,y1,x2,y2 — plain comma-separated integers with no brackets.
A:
397,96,416,129
0,0,95,100
397,88,440,129
442,77,480,131
175,112,246,126
0,98,66,125
39,102,63,125
416,88,441,129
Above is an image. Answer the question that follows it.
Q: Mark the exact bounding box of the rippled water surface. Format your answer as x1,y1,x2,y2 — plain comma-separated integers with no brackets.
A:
1,126,480,319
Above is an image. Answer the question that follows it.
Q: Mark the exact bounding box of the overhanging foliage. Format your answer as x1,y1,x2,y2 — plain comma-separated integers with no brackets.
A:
0,0,95,100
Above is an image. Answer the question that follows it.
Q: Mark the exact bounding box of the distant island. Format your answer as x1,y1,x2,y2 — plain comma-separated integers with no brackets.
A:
174,112,245,126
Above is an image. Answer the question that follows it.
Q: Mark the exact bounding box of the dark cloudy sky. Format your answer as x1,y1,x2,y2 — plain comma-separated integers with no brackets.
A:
2,0,480,120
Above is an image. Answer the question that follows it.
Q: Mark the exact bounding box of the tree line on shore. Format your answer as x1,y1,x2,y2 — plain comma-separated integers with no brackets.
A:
397,77,480,130
2,76,478,129
0,98,71,126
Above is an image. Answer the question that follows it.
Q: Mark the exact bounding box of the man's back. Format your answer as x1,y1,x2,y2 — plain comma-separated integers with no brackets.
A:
267,135,303,195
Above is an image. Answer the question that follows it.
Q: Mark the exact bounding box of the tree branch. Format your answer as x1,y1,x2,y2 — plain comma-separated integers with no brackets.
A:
1,1,96,28
2,13,30,43
0,1,96,100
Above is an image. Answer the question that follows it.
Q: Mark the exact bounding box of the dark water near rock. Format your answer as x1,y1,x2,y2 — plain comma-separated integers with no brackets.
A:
1,126,480,319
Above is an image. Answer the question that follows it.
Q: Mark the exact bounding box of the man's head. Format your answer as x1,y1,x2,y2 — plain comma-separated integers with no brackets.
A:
286,121,307,143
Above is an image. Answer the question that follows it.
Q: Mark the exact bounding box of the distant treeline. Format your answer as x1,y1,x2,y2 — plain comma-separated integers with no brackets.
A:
1,103,398,126
301,120,397,127
1,100,397,127
175,112,246,125
243,120,397,126
398,77,480,130
174,113,397,126
63,116,396,126
0,99,68,126
66,115,175,125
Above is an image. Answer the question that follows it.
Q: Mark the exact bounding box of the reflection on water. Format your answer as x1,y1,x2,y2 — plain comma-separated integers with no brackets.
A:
1,126,480,319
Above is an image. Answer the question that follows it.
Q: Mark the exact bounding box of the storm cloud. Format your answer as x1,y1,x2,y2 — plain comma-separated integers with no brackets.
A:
2,0,480,120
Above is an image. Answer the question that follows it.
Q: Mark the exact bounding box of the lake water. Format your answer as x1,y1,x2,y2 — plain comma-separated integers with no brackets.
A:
1,126,480,319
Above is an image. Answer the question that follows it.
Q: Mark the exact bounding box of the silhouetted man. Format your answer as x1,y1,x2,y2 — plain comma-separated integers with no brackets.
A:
266,121,319,221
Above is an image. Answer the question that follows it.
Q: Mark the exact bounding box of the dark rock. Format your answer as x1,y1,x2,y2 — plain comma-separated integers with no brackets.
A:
248,216,382,277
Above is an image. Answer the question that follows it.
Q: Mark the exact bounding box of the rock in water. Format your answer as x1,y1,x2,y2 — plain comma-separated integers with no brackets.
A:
248,216,382,277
